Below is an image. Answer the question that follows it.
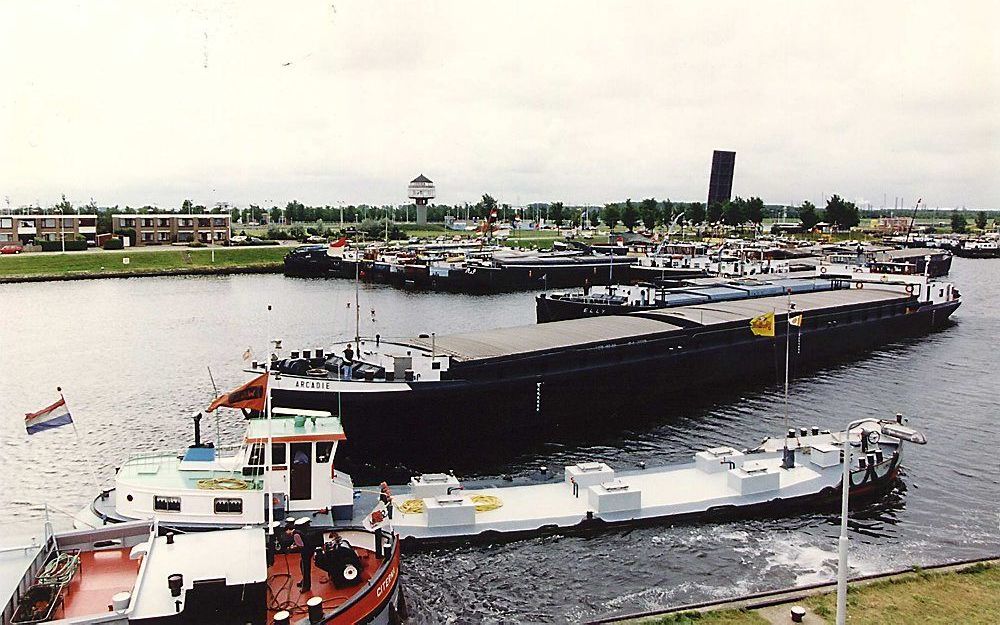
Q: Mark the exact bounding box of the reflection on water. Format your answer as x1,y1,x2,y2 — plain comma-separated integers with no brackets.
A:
1,259,998,622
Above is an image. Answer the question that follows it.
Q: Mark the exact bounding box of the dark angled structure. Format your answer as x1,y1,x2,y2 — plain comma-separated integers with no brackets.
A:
707,150,736,208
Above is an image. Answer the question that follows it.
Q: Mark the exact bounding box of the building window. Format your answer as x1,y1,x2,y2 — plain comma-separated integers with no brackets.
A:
214,498,243,514
153,496,181,512
0,234,10,242
158,232,170,241
142,218,154,227
42,218,56,228
63,218,74,227
0,218,11,229
142,233,153,242
158,218,170,227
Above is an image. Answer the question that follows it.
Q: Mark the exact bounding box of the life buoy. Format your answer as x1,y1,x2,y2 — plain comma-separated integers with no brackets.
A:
905,285,914,294
855,282,864,289
820,267,827,274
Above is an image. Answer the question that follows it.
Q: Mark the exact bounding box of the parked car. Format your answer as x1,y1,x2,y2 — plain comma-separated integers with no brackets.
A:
1,244,24,254
305,235,328,244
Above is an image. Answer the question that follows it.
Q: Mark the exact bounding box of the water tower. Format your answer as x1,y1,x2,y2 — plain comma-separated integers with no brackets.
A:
408,174,435,226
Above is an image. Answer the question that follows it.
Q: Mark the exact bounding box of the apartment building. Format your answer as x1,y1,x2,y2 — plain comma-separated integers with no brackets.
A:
112,214,231,246
0,214,98,244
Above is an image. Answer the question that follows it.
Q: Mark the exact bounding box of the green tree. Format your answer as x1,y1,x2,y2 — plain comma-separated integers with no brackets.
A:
181,199,193,213
747,196,765,228
660,199,674,226
707,201,724,224
549,201,565,227
479,194,498,220
685,202,706,226
286,200,306,222
974,211,988,230
640,198,659,230
951,211,968,233
798,201,821,230
723,197,747,227
824,194,860,229
602,203,621,230
622,198,640,232
589,208,601,227
54,194,75,215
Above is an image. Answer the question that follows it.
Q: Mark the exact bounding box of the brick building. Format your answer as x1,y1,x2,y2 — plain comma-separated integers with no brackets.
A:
0,214,98,244
112,214,231,246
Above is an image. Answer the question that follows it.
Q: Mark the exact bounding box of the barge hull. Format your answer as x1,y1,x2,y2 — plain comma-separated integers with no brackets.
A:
273,297,958,466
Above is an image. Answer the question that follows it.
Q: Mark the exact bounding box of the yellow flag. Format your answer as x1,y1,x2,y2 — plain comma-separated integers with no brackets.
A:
789,314,803,327
750,311,775,337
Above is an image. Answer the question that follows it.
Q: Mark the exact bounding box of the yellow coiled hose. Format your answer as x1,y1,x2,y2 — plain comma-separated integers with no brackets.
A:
396,494,503,514
196,477,250,490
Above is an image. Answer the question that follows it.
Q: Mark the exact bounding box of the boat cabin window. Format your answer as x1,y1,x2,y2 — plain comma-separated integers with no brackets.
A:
316,442,334,463
214,497,243,514
154,496,181,512
248,443,264,466
271,442,287,466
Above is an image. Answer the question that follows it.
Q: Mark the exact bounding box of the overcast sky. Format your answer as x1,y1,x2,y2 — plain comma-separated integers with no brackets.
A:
1,1,997,210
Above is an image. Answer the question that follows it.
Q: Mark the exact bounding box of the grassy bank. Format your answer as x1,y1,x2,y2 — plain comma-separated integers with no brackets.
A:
634,562,998,625
0,246,289,280
803,562,999,625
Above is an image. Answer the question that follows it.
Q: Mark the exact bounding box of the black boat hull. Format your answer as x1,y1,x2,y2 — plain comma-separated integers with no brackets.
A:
273,299,959,470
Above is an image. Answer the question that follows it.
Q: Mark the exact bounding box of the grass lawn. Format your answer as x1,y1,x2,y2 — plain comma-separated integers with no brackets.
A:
0,246,289,278
804,563,999,625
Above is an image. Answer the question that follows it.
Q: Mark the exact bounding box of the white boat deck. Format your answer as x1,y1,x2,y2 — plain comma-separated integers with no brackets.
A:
389,451,838,540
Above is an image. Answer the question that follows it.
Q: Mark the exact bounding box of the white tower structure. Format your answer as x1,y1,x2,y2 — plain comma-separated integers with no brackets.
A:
408,174,435,226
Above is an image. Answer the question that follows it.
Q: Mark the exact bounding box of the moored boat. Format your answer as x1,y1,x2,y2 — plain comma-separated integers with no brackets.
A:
76,408,925,546
259,273,959,460
2,519,403,624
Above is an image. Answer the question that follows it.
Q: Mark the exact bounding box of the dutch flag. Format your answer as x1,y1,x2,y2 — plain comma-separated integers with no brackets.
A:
25,397,74,435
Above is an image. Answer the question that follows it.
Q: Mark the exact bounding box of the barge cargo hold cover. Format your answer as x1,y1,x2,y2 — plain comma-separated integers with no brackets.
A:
261,275,959,461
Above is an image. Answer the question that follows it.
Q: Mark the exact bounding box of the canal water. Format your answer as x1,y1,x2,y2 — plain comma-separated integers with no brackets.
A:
1,258,997,622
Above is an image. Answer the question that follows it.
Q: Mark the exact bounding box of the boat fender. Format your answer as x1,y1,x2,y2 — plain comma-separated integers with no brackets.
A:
855,282,864,289
880,274,888,282
905,285,914,294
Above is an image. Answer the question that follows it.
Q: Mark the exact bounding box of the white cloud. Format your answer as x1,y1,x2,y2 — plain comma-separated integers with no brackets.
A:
1,0,997,209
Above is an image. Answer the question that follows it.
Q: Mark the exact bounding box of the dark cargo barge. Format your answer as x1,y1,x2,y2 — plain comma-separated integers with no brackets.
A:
255,275,959,463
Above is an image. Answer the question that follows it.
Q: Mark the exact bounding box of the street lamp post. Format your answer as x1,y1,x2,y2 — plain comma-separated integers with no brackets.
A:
835,417,868,625
58,207,65,253
836,417,926,625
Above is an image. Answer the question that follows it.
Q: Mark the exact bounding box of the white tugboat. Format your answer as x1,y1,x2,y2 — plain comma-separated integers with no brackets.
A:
79,400,926,544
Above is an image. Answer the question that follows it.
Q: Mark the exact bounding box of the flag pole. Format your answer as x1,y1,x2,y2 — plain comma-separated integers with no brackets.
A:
265,381,274,535
784,295,791,435
59,387,103,497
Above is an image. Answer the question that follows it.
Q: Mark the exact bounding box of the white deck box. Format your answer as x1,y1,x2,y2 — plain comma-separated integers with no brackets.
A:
565,462,615,489
695,446,744,473
410,473,461,498
727,461,781,495
587,480,641,514
424,495,476,527
810,443,841,468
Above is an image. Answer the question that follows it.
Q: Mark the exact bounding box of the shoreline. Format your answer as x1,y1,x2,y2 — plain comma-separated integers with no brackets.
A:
592,556,999,624
0,263,284,284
